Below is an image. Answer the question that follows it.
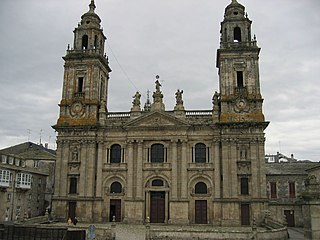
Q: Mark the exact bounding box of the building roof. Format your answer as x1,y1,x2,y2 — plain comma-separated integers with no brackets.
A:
266,161,320,175
0,142,56,161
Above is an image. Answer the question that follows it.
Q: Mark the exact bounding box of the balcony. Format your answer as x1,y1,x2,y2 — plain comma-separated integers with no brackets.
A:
16,182,31,190
0,181,10,188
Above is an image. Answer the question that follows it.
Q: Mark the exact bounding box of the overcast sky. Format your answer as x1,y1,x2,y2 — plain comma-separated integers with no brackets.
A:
1,0,319,161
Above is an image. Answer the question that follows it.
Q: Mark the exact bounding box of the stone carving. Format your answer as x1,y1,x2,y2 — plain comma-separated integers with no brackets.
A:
132,91,141,107
175,89,184,105
72,147,79,161
212,91,220,106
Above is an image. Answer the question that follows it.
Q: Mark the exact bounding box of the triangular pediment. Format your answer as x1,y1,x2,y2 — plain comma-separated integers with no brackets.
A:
125,111,189,128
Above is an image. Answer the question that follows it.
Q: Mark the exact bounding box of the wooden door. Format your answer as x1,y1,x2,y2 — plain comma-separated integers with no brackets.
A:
284,210,295,227
109,199,121,222
241,203,250,225
68,201,76,221
150,191,165,223
195,200,207,224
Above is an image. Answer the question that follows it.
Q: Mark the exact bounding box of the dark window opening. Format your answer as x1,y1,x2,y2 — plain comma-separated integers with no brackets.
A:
237,71,244,87
234,11,239,15
151,144,164,163
110,144,121,163
82,35,88,49
152,179,164,186
195,143,206,163
241,177,249,195
69,177,77,194
94,35,98,49
78,77,84,93
289,182,296,198
270,182,277,198
195,182,207,194
110,182,122,193
234,27,242,42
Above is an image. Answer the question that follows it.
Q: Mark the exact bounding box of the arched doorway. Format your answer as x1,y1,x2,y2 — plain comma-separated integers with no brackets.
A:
145,178,169,223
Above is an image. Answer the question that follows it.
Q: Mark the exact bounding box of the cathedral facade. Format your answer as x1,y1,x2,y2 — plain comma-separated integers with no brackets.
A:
52,0,269,226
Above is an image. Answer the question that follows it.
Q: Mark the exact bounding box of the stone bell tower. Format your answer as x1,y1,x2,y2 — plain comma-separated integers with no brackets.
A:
217,0,264,123
56,0,111,127
52,0,111,222
215,0,269,226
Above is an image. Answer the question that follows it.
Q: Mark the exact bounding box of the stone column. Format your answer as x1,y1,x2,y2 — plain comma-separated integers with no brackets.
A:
221,139,231,198
181,140,188,199
79,142,86,196
230,141,238,198
127,141,134,199
145,191,150,220
54,140,63,196
61,141,69,196
171,140,178,200
302,176,320,240
136,141,143,199
165,191,169,223
86,142,96,197
214,139,221,198
96,141,103,197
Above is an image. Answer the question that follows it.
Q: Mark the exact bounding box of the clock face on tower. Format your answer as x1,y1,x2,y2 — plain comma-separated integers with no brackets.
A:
70,102,85,117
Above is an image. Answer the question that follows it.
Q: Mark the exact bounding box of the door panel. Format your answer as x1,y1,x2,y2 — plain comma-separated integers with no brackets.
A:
284,210,295,227
241,203,250,225
110,199,121,222
150,191,165,223
195,200,207,224
68,202,76,221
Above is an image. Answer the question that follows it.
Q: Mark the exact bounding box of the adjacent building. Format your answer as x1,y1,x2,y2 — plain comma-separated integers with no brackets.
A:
265,154,320,227
0,142,56,222
52,0,269,226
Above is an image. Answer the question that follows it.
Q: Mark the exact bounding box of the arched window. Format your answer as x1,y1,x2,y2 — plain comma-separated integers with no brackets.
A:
110,144,121,163
195,182,207,194
152,179,164,186
110,181,122,193
151,144,164,163
234,27,242,42
82,35,88,49
195,143,206,163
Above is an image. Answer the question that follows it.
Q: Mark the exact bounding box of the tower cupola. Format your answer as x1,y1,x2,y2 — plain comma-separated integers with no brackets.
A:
220,0,253,47
72,0,106,54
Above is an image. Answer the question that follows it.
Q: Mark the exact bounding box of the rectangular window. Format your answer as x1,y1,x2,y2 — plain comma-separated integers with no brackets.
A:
1,155,7,164
78,77,84,93
69,177,78,194
8,156,14,165
237,71,244,87
15,158,20,167
289,182,296,198
240,177,249,195
270,182,277,198
16,173,32,189
0,170,11,187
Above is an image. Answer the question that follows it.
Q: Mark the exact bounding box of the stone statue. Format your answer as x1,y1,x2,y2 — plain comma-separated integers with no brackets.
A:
155,80,161,92
212,91,220,106
175,89,184,105
132,91,141,107
72,147,78,161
